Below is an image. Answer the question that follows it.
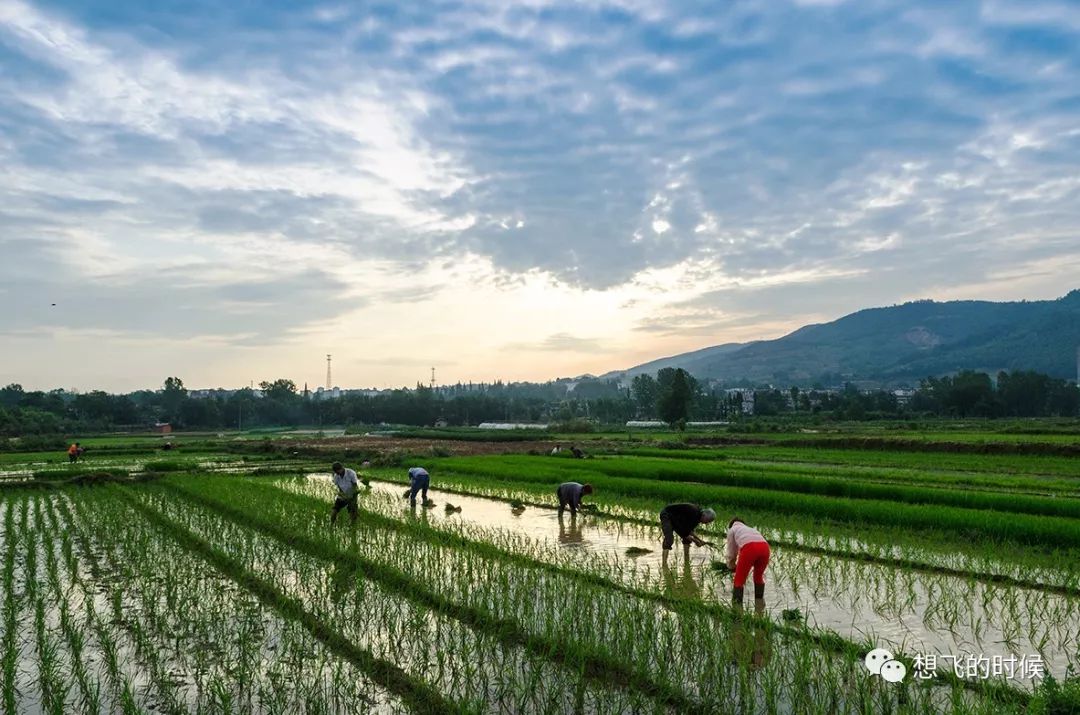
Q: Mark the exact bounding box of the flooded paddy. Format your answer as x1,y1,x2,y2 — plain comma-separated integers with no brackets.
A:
306,477,1080,684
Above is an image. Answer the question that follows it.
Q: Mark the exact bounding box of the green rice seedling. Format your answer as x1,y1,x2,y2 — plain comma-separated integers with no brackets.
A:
159,474,1038,712
52,492,416,715
142,460,185,473
1,497,21,714
146,481,711,713
782,608,804,623
710,560,732,573
422,455,1080,548
444,503,462,514
625,547,651,556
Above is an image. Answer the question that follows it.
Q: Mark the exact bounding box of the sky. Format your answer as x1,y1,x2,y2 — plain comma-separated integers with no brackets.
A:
2,0,1079,392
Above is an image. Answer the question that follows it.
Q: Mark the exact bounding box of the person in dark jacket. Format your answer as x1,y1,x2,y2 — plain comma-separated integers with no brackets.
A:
556,481,593,516
659,503,716,554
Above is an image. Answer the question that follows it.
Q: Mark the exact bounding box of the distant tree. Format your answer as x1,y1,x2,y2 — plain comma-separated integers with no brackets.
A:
1046,380,1080,417
631,374,659,417
0,384,24,410
753,389,788,416
658,368,694,428
949,371,997,417
259,379,298,401
161,377,187,423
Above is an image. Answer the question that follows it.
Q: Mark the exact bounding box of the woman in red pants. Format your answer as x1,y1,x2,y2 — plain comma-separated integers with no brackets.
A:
725,517,771,607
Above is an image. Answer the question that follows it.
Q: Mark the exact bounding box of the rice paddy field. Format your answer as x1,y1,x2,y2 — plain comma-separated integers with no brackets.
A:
1,425,1079,713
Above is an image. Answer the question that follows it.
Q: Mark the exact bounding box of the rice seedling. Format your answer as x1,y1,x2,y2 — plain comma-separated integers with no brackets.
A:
2,436,1078,713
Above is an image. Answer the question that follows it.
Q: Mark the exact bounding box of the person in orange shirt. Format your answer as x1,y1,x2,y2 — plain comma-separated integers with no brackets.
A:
67,442,81,463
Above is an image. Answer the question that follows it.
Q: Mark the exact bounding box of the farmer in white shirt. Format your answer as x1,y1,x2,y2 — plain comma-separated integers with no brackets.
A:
725,517,771,606
407,466,430,507
330,462,360,525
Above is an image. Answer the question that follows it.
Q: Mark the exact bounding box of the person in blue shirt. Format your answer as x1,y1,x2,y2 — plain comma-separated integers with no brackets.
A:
407,466,430,507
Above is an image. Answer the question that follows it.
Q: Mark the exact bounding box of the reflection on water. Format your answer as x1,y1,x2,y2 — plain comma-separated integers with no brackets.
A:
661,556,702,601
731,599,772,670
558,513,586,547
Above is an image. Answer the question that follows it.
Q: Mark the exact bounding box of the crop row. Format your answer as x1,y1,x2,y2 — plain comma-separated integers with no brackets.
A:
144,480,727,712
424,457,1080,549
160,474,1036,710
66,489,433,714
612,445,1080,486
441,454,1080,520
311,477,1080,672
360,467,1080,595
707,454,1079,497
128,483,696,714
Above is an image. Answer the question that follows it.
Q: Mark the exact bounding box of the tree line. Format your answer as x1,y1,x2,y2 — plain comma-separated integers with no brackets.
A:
0,368,1076,436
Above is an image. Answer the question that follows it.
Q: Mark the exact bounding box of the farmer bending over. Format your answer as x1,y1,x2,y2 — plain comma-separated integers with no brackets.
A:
68,442,81,463
725,517,771,607
330,462,360,525
407,466,430,507
557,481,593,516
660,503,716,555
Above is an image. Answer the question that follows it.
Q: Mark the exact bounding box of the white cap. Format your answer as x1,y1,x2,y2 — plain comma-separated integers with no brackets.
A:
700,508,716,523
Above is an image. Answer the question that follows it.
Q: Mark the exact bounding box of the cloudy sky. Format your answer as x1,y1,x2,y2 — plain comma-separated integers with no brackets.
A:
2,0,1079,392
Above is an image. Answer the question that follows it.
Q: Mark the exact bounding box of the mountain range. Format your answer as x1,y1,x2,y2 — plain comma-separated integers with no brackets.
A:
604,291,1080,387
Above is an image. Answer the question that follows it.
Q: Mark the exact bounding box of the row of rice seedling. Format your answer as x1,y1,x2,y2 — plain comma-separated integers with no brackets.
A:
621,453,1080,499
733,443,1080,474
21,487,428,715
37,498,106,713
46,496,142,714
355,476,1080,677
359,465,1080,595
443,454,1080,520
1,496,23,713
712,455,1080,497
152,474,1033,712
418,457,1080,549
289,477,1080,683
125,484,683,714
52,491,423,715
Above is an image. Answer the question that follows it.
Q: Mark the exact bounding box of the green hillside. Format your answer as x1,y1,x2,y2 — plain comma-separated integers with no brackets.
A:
619,291,1080,386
